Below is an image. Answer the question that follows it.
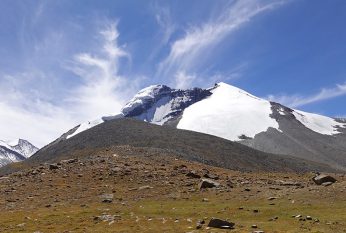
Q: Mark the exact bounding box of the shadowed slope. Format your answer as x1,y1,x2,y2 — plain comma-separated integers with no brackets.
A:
0,118,337,175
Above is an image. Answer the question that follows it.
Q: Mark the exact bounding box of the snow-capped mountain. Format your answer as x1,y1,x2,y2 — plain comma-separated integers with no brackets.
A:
121,84,212,125
62,82,346,170
0,139,38,167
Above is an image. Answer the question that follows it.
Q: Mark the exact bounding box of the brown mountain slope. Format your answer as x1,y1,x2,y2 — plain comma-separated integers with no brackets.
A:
0,118,336,176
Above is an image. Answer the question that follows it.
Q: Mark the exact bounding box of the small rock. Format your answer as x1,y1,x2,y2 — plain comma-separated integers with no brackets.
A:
321,182,333,186
186,171,201,179
138,185,153,190
306,216,312,220
267,197,278,201
197,219,205,225
244,188,251,192
94,214,121,222
269,216,278,221
100,194,113,203
61,158,78,164
49,164,59,170
203,173,219,180
251,224,258,228
207,218,235,229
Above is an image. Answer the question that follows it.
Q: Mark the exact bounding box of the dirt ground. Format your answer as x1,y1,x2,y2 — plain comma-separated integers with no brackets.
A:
0,151,345,233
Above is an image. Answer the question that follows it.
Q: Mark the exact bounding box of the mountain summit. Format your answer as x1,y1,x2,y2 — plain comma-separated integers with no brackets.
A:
59,82,346,170
0,139,38,167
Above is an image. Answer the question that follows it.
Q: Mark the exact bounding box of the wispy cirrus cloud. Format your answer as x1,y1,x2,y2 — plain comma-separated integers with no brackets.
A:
0,22,137,147
173,71,196,89
154,5,176,45
67,22,135,120
157,0,286,87
267,82,346,108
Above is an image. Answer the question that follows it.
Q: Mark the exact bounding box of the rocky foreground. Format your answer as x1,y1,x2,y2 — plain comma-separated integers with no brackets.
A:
0,146,345,233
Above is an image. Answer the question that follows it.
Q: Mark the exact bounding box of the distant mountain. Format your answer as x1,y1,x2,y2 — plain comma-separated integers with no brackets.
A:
0,139,38,167
47,82,346,170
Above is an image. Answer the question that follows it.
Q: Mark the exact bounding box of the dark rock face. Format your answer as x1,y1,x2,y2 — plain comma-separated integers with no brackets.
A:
207,218,235,229
122,85,173,117
122,85,212,124
312,174,337,185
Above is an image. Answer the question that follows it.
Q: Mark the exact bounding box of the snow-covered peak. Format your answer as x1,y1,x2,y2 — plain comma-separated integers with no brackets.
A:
60,82,345,145
134,84,168,98
121,84,212,125
0,139,39,158
213,82,262,100
6,139,20,147
177,82,280,140
0,138,38,167
121,85,172,117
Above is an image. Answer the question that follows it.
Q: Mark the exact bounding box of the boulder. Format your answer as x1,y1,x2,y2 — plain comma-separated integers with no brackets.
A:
312,174,336,185
198,178,220,190
207,218,235,229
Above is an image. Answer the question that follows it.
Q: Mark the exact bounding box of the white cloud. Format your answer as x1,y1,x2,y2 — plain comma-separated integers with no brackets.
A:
0,22,138,147
0,90,74,148
267,82,346,108
173,71,196,89
154,5,176,45
67,22,135,120
157,0,285,84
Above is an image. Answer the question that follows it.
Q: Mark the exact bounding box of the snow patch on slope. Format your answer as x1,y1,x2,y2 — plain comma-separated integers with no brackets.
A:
292,110,346,135
67,118,105,139
177,82,280,140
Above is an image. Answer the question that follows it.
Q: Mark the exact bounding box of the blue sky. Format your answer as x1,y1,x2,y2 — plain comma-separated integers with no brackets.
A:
0,0,345,146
